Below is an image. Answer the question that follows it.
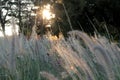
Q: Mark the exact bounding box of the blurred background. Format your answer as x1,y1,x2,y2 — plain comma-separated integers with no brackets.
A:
0,0,120,41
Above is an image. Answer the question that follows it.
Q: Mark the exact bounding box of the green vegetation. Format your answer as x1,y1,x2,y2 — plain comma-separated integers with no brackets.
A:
0,0,120,40
0,0,120,80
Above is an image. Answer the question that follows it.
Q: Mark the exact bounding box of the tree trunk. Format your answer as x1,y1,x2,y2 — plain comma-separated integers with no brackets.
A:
18,0,22,33
1,22,5,32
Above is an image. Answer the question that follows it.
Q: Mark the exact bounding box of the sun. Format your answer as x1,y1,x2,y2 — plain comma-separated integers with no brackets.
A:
42,9,52,20
42,4,55,20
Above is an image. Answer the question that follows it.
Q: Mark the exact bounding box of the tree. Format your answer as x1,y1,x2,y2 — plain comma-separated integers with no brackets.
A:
52,0,86,35
0,0,36,36
0,0,12,32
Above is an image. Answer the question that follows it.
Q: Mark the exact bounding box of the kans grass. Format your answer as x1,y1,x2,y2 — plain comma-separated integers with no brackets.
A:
0,29,120,80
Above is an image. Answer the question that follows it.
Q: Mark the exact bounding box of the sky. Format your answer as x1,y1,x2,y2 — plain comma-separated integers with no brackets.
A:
0,24,19,37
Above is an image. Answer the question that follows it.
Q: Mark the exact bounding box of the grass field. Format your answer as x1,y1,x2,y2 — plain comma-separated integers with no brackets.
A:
0,30,120,80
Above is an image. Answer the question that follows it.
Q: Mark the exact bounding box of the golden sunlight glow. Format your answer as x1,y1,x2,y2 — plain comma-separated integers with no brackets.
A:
42,9,51,20
56,0,63,3
42,4,55,20
49,35,58,41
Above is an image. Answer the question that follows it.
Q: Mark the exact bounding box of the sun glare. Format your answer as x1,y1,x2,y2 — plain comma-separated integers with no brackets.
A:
42,9,51,20
42,4,55,20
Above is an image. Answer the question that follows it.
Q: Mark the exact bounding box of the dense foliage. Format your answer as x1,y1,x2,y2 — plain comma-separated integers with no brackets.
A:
0,0,120,40
60,0,120,40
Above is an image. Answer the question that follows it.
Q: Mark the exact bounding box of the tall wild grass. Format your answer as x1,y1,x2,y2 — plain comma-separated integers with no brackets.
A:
0,30,120,80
